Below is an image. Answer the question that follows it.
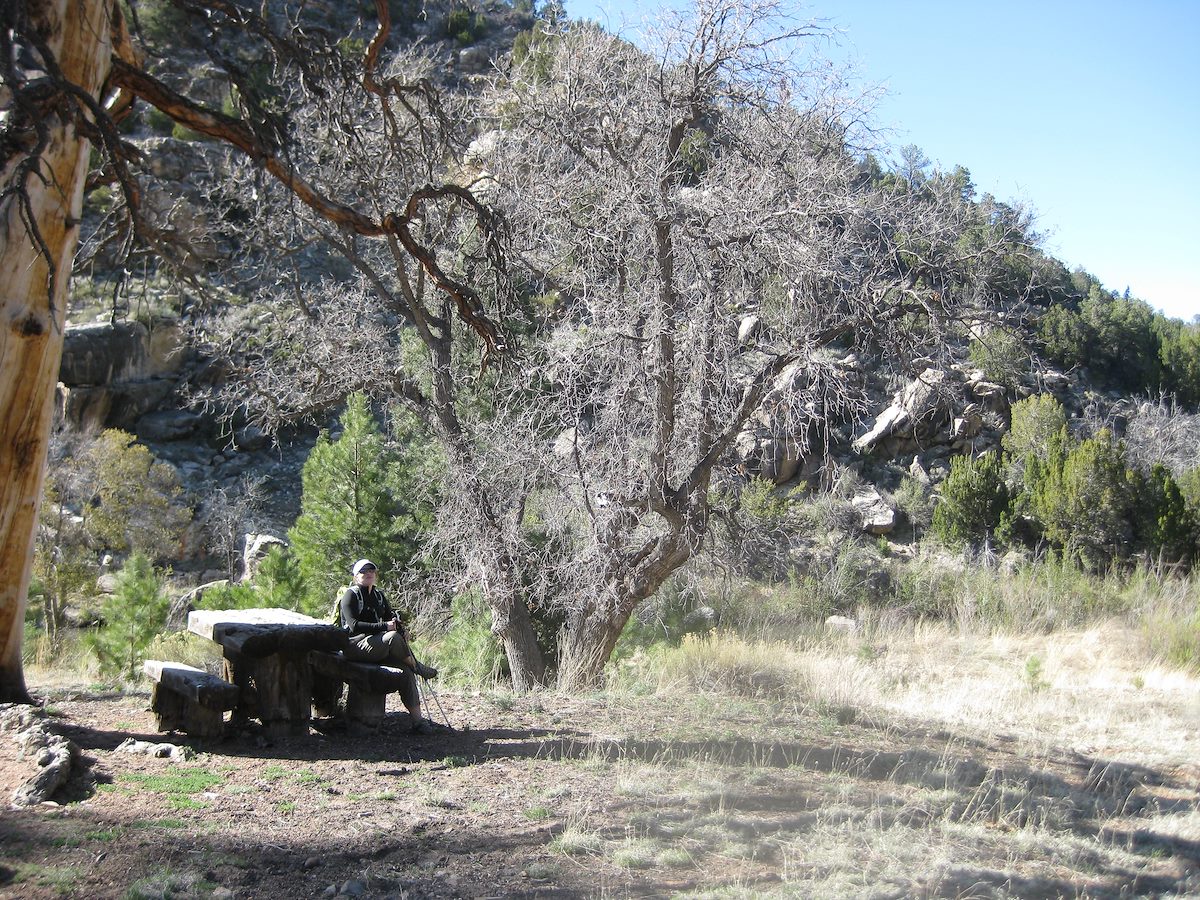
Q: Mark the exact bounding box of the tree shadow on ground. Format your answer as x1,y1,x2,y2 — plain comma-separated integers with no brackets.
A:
25,698,1200,899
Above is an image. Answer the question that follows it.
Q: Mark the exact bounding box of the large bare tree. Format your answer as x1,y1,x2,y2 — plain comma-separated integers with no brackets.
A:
469,1,1032,688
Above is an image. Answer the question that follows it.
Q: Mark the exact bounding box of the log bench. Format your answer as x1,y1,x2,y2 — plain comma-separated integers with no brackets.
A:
143,660,240,739
308,650,412,727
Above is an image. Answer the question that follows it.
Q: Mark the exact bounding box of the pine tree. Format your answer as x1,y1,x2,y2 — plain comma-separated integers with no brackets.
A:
87,552,169,681
288,393,435,612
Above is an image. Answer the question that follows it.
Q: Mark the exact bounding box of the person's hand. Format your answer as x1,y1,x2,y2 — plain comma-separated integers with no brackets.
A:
388,620,398,632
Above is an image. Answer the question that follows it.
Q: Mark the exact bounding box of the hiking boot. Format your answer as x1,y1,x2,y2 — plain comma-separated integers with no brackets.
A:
411,718,434,735
410,659,438,680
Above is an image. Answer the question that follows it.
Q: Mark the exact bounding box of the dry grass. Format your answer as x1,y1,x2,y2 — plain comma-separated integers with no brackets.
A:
598,607,1200,897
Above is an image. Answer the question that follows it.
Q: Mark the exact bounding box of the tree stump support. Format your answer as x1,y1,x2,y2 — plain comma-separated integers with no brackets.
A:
308,651,410,727
143,660,239,739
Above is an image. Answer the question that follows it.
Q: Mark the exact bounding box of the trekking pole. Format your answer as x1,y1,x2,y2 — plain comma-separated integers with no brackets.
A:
420,676,452,730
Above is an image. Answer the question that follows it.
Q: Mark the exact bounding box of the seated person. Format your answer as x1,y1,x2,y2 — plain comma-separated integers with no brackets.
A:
339,558,438,734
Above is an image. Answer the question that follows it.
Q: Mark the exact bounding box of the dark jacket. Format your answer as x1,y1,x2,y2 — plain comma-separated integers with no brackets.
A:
339,584,399,637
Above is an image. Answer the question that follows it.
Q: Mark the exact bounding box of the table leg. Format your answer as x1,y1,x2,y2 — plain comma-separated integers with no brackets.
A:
224,650,314,737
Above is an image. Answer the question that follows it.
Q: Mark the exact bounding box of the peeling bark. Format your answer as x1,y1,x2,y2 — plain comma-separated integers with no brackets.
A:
0,0,115,703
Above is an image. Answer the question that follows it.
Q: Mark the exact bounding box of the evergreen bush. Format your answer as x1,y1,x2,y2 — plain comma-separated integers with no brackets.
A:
931,452,1010,548
87,553,170,681
1033,430,1134,569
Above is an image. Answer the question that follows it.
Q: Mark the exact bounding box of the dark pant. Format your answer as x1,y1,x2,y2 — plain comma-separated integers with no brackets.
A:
345,632,420,710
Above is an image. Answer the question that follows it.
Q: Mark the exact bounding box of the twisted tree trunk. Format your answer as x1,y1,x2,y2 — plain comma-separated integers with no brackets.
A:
0,0,114,702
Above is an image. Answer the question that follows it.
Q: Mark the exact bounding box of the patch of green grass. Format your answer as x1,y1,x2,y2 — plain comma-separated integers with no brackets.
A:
168,795,210,810
125,867,215,900
549,827,603,856
129,818,187,830
117,767,223,795
523,805,553,821
262,764,289,780
277,801,297,814
442,755,470,768
525,861,559,880
10,862,85,894
374,791,397,802
86,828,124,842
612,838,659,869
656,847,694,868
295,770,327,784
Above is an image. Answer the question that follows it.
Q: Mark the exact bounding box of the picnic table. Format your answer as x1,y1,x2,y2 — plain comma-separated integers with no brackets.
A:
187,608,346,737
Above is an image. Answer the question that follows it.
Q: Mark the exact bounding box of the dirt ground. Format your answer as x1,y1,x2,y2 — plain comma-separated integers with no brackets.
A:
2,681,1199,899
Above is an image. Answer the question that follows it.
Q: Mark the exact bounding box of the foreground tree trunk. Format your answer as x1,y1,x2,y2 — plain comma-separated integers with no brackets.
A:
0,0,114,702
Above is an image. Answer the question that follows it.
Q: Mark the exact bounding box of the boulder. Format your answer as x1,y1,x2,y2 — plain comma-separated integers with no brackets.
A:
951,403,983,440
853,368,952,455
825,615,858,632
60,320,185,386
552,426,577,458
732,357,844,483
168,579,230,629
681,605,720,635
737,314,761,345
137,409,202,442
851,489,896,535
242,533,287,582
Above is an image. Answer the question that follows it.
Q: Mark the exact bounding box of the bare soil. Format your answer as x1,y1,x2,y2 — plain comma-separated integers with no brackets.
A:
2,682,1198,899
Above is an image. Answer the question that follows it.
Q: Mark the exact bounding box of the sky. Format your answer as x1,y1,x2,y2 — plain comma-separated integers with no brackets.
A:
565,0,1200,321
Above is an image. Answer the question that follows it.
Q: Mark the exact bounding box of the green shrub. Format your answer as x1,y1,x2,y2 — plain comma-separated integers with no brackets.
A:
931,452,1010,548
87,553,170,681
435,589,504,686
1133,464,1196,565
969,327,1027,390
511,28,555,82
893,475,935,541
82,430,192,561
131,0,188,45
171,121,212,142
447,7,487,43
1003,394,1067,462
145,106,175,135
1033,430,1134,569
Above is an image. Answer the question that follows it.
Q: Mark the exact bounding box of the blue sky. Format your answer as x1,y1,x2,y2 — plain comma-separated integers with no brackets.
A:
566,0,1200,321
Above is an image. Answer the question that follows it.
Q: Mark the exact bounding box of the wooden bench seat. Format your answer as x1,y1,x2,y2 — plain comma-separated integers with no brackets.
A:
143,660,240,738
308,651,411,726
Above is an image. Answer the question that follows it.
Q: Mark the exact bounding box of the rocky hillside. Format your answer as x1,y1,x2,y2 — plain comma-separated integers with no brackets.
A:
55,0,1185,591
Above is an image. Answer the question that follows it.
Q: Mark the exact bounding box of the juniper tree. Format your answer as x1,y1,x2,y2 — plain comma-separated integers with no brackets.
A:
931,453,1010,549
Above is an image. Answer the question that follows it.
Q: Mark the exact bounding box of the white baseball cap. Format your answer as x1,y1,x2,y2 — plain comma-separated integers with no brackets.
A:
351,559,377,575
